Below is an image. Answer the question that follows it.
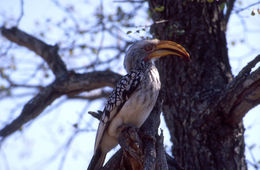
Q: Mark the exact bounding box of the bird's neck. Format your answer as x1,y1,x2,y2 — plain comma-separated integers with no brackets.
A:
135,60,153,72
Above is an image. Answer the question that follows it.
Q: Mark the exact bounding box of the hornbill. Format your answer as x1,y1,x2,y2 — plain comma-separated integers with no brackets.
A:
87,39,190,170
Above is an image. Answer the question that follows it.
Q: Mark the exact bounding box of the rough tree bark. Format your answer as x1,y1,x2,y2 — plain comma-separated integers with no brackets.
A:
148,0,259,169
103,1,260,169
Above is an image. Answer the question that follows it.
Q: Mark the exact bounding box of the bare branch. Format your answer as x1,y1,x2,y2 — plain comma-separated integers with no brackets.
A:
118,126,144,170
156,131,168,170
0,26,123,139
58,71,121,93
0,84,60,139
102,150,123,170
58,129,82,170
51,0,80,30
16,0,24,26
67,90,110,100
235,55,260,79
101,98,181,170
246,144,260,169
210,55,260,126
1,27,68,78
224,0,236,25
141,97,162,170
234,2,260,13
101,96,168,170
227,71,260,125
0,71,121,139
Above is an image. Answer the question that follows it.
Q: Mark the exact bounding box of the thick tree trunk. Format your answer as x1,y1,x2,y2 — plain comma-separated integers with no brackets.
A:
149,0,247,169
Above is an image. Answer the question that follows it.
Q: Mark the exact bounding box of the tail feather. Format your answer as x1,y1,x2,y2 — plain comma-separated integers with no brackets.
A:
87,148,106,170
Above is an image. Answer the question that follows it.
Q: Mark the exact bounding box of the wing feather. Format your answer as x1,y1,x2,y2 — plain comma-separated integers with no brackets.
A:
94,70,144,152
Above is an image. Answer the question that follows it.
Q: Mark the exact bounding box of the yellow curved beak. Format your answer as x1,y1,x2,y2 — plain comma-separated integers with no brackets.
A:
145,40,190,61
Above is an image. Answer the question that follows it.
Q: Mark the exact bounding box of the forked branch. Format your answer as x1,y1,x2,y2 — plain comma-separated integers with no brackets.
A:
0,27,122,139
212,55,260,126
2,27,68,78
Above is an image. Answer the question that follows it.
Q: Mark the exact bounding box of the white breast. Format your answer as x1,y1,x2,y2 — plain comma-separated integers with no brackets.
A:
107,66,161,138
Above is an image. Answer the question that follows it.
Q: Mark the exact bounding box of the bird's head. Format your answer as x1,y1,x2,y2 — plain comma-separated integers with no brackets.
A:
124,39,190,73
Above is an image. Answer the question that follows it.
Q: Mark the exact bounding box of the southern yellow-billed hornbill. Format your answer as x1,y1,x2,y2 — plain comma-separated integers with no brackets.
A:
87,39,190,170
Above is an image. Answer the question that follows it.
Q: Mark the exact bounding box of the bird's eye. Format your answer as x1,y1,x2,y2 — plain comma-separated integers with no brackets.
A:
144,44,154,51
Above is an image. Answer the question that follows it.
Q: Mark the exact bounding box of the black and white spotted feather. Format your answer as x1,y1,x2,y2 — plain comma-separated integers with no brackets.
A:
103,70,144,121
87,39,164,170
87,69,147,170
94,69,145,152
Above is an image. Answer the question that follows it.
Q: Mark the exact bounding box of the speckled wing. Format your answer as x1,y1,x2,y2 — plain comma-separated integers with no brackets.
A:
94,70,144,152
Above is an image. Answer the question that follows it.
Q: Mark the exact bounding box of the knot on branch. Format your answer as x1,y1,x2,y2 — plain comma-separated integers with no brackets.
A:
118,125,144,170
115,125,183,170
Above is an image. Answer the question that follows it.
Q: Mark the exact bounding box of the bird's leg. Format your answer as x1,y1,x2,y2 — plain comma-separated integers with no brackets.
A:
118,124,144,170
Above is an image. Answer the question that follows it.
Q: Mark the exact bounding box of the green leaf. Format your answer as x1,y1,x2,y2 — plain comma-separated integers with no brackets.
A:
220,2,226,11
0,85,5,90
155,6,165,12
207,0,214,3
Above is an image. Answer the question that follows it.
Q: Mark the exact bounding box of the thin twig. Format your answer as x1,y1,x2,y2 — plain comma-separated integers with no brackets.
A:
235,54,260,79
234,2,260,13
1,27,69,78
16,0,24,26
224,0,236,25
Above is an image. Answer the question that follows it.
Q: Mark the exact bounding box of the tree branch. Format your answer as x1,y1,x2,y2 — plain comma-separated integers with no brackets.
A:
101,95,183,170
0,71,121,139
0,84,60,139
0,27,123,139
67,90,110,100
234,2,260,13
1,27,68,78
141,97,162,170
211,55,260,126
16,0,24,26
155,131,168,170
224,0,236,25
102,150,123,170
